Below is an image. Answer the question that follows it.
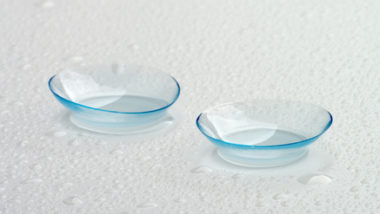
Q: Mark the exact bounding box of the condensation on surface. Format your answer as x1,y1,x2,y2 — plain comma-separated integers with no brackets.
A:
0,0,379,213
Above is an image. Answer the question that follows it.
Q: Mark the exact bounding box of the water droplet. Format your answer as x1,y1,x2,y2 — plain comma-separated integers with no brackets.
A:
63,196,82,205
173,197,186,203
98,141,107,146
69,139,80,146
69,56,83,63
13,101,24,106
272,193,289,200
22,64,32,70
137,202,158,208
231,173,242,180
52,131,66,137
1,110,10,115
128,43,139,50
256,192,263,198
141,156,151,161
113,183,124,189
191,166,212,174
22,178,43,184
19,140,29,147
30,164,42,171
111,149,123,155
350,186,359,192
298,174,332,185
255,202,264,207
199,192,207,201
40,1,54,8
61,182,73,189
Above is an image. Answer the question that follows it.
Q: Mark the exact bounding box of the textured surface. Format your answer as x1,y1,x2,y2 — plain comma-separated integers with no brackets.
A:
0,0,380,213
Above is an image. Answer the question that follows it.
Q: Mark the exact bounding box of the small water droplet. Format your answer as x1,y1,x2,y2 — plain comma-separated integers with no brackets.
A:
298,174,332,185
191,166,212,174
256,192,263,198
40,1,54,8
111,149,123,155
98,141,107,146
272,193,289,200
63,196,82,205
350,186,359,192
19,140,29,147
1,110,10,115
22,64,32,70
21,178,43,184
69,139,80,146
13,101,24,106
174,197,186,203
30,164,42,171
61,182,73,190
231,173,242,180
113,183,124,189
199,192,207,201
73,151,82,156
137,202,158,208
141,156,151,161
52,131,66,137
255,202,264,207
238,28,246,35
69,56,83,63
128,43,139,50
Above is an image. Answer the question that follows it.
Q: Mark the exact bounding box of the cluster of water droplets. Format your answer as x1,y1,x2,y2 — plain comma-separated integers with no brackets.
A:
0,112,344,213
1,0,380,212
